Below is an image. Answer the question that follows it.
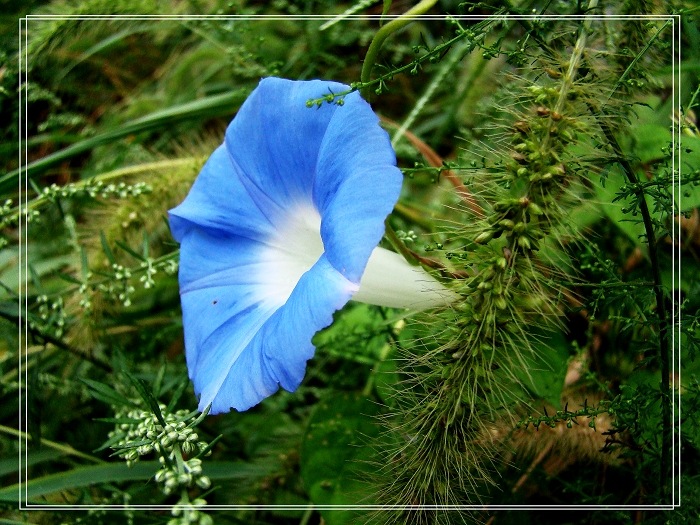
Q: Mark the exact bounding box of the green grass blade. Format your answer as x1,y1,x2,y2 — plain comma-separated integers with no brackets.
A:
2,89,248,194
0,460,280,503
0,461,159,502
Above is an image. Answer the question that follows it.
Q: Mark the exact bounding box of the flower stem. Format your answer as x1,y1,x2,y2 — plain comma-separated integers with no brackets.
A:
360,0,439,98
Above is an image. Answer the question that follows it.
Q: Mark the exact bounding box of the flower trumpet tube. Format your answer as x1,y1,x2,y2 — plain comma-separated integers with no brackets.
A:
169,77,456,414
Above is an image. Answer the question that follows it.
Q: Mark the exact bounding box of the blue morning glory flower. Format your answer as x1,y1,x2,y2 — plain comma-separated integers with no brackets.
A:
169,77,454,414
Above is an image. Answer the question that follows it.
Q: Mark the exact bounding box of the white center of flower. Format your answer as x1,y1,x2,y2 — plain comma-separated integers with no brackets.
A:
256,202,458,311
355,247,459,309
257,203,325,305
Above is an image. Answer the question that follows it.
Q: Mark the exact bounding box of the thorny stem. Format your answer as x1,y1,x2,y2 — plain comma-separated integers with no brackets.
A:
360,0,439,98
595,116,672,499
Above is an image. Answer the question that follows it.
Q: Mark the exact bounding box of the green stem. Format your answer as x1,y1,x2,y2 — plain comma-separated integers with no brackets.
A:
595,115,671,501
0,308,113,372
15,157,205,218
360,0,439,97
0,423,104,464
541,0,598,153
362,339,394,397
299,504,315,525
687,83,700,112
391,37,468,147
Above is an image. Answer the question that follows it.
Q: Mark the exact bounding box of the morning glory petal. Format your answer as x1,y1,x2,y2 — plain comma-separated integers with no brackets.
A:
209,255,356,413
169,77,455,414
173,226,278,381
169,145,275,242
224,77,349,217
313,92,403,282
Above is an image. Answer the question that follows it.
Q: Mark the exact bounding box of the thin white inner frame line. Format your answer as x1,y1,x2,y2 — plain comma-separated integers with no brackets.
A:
17,12,681,512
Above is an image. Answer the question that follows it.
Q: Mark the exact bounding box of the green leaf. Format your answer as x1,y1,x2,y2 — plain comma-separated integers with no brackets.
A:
0,462,159,502
81,378,135,408
165,375,190,413
0,460,282,504
373,355,398,406
382,0,392,18
115,240,146,262
122,370,166,427
313,303,390,364
0,449,63,477
594,165,650,248
99,231,116,265
623,123,670,164
56,272,82,285
94,431,129,453
300,392,382,525
680,134,700,211
510,329,570,410
318,0,381,31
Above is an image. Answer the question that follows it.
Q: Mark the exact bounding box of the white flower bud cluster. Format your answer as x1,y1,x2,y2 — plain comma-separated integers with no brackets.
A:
139,258,157,289
30,294,67,338
96,264,136,307
78,282,92,312
22,207,41,223
40,179,152,201
162,258,179,276
0,199,14,245
168,497,213,525
110,405,212,496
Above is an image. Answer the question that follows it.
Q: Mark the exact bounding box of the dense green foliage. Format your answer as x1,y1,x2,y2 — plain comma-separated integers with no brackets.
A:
1,1,699,524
